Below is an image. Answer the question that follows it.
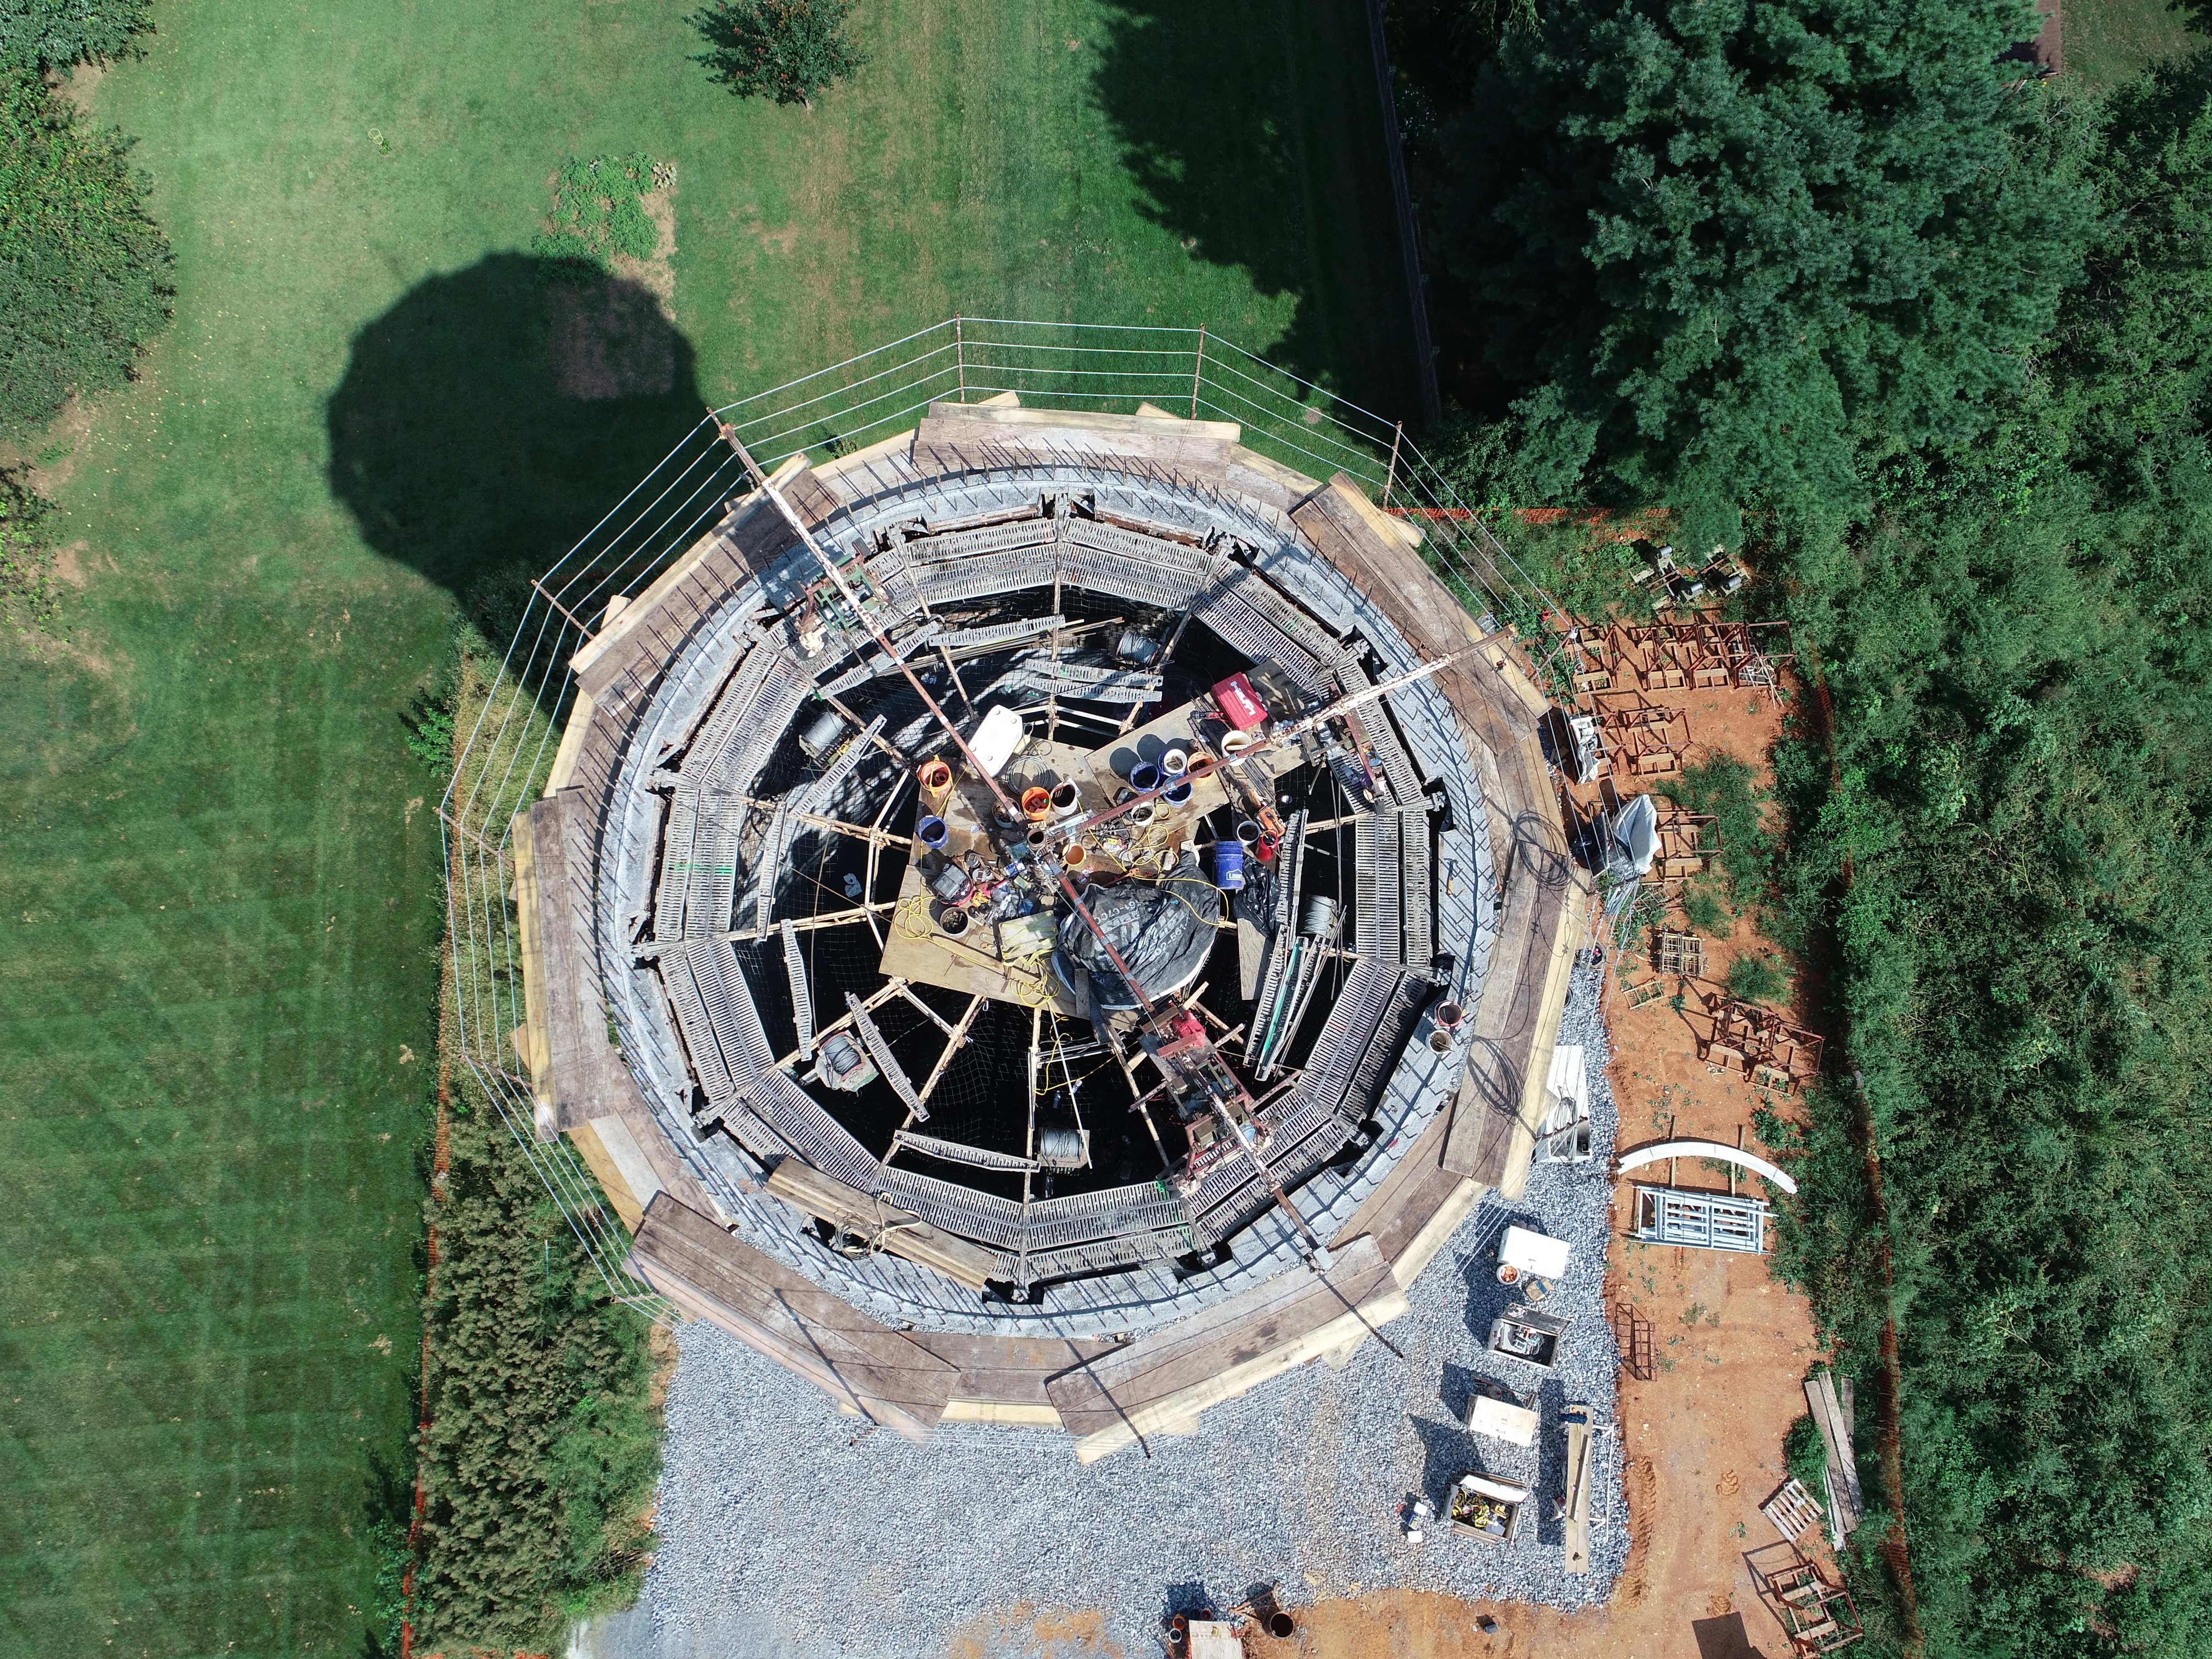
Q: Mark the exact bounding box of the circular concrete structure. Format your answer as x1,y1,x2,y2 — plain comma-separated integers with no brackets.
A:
514,397,1577,1444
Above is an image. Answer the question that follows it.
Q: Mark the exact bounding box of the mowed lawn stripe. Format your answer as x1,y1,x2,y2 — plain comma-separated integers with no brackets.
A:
0,0,1419,1651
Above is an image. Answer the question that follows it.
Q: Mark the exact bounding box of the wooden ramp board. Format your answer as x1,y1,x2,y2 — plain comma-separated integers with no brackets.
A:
913,401,1240,478
1045,1236,1408,1463
518,791,621,1133
1562,1413,1595,1575
628,1194,960,1439
1806,1373,1864,1539
1289,473,1545,754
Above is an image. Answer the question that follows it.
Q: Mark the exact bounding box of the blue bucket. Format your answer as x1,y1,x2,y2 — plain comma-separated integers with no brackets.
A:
917,814,949,850
1214,839,1247,891
1129,761,1162,794
1163,778,1194,807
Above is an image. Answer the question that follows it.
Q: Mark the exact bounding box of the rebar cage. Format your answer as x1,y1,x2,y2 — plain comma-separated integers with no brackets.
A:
440,318,1569,1315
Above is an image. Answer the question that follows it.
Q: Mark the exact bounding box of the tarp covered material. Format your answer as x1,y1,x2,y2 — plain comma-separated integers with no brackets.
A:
1051,860,1217,1011
1608,793,1658,878
1499,1225,1572,1280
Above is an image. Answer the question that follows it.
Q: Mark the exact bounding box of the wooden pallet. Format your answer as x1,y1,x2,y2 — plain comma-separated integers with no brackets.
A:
1761,1477,1824,1542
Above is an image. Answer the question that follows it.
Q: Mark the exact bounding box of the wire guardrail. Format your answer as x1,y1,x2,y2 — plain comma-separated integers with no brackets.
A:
439,317,1571,1310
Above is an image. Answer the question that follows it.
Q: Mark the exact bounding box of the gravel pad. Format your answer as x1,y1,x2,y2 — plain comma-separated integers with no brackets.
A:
620,964,1626,1658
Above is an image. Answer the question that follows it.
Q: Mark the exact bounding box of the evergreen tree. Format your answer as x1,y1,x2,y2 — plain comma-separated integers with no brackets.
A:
1438,0,2092,537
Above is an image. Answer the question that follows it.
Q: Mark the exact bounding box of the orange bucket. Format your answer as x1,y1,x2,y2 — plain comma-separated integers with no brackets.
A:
1021,786,1054,822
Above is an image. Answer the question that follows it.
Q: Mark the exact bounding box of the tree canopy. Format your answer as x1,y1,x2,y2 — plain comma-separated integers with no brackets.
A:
1438,0,2092,537
0,59,172,439
0,0,151,70
691,0,865,108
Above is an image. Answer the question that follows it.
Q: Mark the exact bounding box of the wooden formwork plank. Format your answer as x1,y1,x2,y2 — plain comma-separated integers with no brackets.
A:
1045,1237,1405,1460
1290,473,1543,754
628,1194,959,1440
912,401,1240,477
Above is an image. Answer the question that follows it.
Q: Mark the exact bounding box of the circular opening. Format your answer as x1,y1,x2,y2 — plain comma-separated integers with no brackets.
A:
1026,826,1048,849
1129,762,1161,794
1163,778,1194,807
1436,1000,1465,1029
1270,1614,1296,1639
1236,820,1261,847
1497,1262,1520,1285
1222,729,1256,754
1021,787,1053,821
938,906,970,938
1051,781,1081,813
916,759,952,794
1161,747,1189,777
1065,843,1088,869
1429,1030,1454,1054
1131,802,1156,826
917,814,949,850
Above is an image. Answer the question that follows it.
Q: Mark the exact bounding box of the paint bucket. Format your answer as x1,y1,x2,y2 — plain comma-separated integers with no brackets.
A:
1051,780,1081,817
1236,820,1261,849
937,906,970,938
1064,842,1089,870
1026,826,1049,850
1162,778,1193,808
916,757,953,797
1214,838,1246,891
1436,1000,1466,1030
916,814,949,851
1429,1028,1455,1055
1131,802,1156,827
1221,728,1256,755
1128,761,1161,794
1301,894,1338,937
1022,786,1054,822
1497,1262,1520,1285
1161,746,1189,778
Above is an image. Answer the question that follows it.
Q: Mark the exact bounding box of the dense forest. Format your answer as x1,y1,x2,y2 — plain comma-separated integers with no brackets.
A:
1395,0,2212,1651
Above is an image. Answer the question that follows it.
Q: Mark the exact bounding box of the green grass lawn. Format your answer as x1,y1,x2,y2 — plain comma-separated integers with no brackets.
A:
2065,0,2203,90
0,2,1418,1653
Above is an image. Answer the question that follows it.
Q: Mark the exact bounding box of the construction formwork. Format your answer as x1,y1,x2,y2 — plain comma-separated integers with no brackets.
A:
441,319,1576,1322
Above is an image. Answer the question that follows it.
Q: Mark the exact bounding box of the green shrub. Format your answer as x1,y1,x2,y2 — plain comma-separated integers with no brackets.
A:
0,62,172,439
1679,882,1728,937
528,154,663,285
412,1096,660,1648
0,465,60,643
1660,755,1772,909
0,0,151,70
692,0,865,108
1724,951,1787,1006
1784,1410,1830,1505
